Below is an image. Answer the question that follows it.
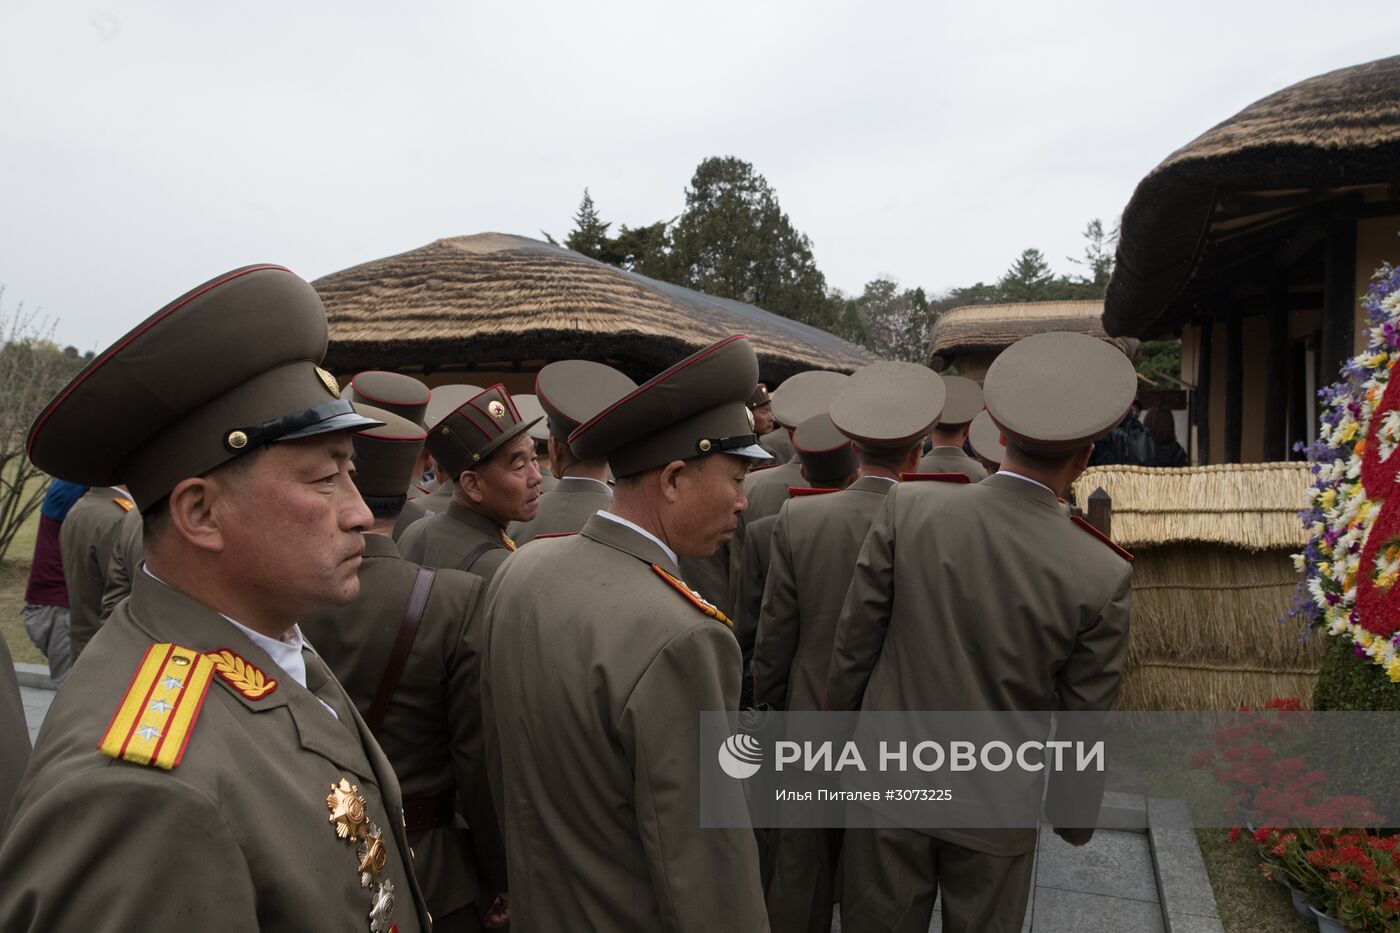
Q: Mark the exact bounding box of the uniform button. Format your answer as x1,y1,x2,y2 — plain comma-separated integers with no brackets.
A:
410,847,416,861
426,910,433,928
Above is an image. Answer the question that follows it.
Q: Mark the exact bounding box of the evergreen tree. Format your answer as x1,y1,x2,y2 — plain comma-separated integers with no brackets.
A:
667,157,830,326
998,248,1057,302
564,189,613,261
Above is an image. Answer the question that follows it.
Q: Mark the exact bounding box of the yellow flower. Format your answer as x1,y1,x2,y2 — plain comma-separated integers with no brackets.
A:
1317,562,1332,578
1338,422,1359,443
1320,488,1339,510
1388,658,1400,683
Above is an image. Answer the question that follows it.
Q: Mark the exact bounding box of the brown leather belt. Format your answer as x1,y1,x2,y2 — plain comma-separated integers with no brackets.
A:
402,790,455,833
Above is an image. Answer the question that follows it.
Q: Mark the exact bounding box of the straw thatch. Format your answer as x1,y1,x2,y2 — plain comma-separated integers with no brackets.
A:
1072,463,1320,710
928,301,1140,376
1104,54,1400,338
1072,462,1310,551
316,233,877,382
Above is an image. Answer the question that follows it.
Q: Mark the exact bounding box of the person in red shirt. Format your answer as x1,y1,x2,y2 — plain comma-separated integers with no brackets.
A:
22,479,87,684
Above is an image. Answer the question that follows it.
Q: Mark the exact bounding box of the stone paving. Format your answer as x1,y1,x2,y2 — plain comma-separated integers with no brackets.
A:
15,669,1221,932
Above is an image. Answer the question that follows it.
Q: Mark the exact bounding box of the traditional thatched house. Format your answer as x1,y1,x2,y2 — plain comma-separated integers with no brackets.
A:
1104,55,1400,465
928,300,1141,381
315,233,877,393
1073,463,1324,710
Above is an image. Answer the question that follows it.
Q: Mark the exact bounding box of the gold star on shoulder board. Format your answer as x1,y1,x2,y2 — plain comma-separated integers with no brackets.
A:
326,778,368,841
358,824,388,888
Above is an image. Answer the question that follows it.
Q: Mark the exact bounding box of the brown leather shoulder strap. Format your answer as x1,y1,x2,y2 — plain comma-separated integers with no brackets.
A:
457,539,504,573
365,566,436,733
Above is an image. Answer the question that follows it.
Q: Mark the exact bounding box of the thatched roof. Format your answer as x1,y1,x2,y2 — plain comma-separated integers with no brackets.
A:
1071,462,1310,551
928,300,1140,371
1104,55,1400,339
315,233,877,382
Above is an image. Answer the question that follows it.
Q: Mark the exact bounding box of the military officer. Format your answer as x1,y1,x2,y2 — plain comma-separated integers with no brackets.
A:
301,405,508,931
749,383,781,461
0,636,30,820
60,483,134,658
343,370,433,495
914,374,987,481
745,370,849,521
0,265,429,932
753,362,944,933
99,502,143,619
732,412,860,658
482,336,771,932
514,393,559,493
398,385,542,583
507,361,634,545
968,409,1006,475
392,385,482,541
825,332,1137,933
708,370,850,618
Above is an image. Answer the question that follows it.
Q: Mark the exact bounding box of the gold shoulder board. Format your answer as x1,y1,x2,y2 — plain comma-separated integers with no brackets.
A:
98,643,216,770
651,563,734,628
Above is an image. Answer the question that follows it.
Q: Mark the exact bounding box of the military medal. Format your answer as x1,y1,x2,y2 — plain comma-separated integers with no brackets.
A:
358,824,388,887
326,778,369,840
369,879,396,933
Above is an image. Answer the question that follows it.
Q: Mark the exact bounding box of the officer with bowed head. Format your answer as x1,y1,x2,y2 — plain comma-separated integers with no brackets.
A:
0,265,430,932
483,335,772,932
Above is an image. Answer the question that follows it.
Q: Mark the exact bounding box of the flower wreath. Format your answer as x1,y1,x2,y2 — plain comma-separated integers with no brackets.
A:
1295,263,1400,680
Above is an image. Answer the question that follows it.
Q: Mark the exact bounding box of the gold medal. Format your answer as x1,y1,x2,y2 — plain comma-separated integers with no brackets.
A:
358,824,388,888
326,778,369,841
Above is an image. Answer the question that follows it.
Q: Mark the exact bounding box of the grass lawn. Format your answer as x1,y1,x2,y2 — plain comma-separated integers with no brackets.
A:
2,489,44,665
1196,828,1312,932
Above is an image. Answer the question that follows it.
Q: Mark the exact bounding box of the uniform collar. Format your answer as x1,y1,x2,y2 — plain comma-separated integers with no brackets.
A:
362,532,400,558
446,498,505,536
556,476,612,493
981,471,1063,511
585,512,680,575
850,475,898,493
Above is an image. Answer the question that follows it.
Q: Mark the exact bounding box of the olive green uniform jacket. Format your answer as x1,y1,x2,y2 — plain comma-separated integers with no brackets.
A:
0,572,429,932
100,505,143,619
482,514,768,932
825,472,1132,855
754,476,895,711
394,481,453,541
60,487,133,659
507,476,612,546
0,636,30,822
914,445,988,482
732,512,778,656
300,533,506,928
399,500,513,584
705,456,805,617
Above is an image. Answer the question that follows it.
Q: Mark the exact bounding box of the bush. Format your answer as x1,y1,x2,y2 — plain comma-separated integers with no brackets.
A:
1313,636,1400,711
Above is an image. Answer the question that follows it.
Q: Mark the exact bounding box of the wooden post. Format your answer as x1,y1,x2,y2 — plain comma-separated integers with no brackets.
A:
1264,286,1289,461
1086,487,1112,538
1225,313,1243,463
1320,216,1357,387
1194,321,1213,465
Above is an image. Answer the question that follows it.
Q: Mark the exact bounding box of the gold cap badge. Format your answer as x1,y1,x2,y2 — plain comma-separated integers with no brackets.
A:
488,400,506,420
316,366,340,398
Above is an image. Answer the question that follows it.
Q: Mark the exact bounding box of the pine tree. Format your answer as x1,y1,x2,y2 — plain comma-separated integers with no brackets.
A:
564,189,612,261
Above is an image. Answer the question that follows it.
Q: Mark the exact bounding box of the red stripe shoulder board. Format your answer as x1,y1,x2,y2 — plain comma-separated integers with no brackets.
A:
788,487,840,498
1070,515,1134,562
899,472,972,484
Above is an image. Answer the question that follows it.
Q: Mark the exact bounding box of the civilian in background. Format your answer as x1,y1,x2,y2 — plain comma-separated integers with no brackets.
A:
22,479,87,684
1143,406,1189,467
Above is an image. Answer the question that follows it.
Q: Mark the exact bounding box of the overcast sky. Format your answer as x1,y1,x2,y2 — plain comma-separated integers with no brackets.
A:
3,1,1398,350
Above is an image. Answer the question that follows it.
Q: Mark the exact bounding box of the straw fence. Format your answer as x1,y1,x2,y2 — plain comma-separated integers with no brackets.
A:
1073,462,1321,710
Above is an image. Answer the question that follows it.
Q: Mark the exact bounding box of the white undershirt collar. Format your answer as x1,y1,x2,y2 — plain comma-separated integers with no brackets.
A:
141,565,336,719
596,510,678,567
996,470,1057,497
